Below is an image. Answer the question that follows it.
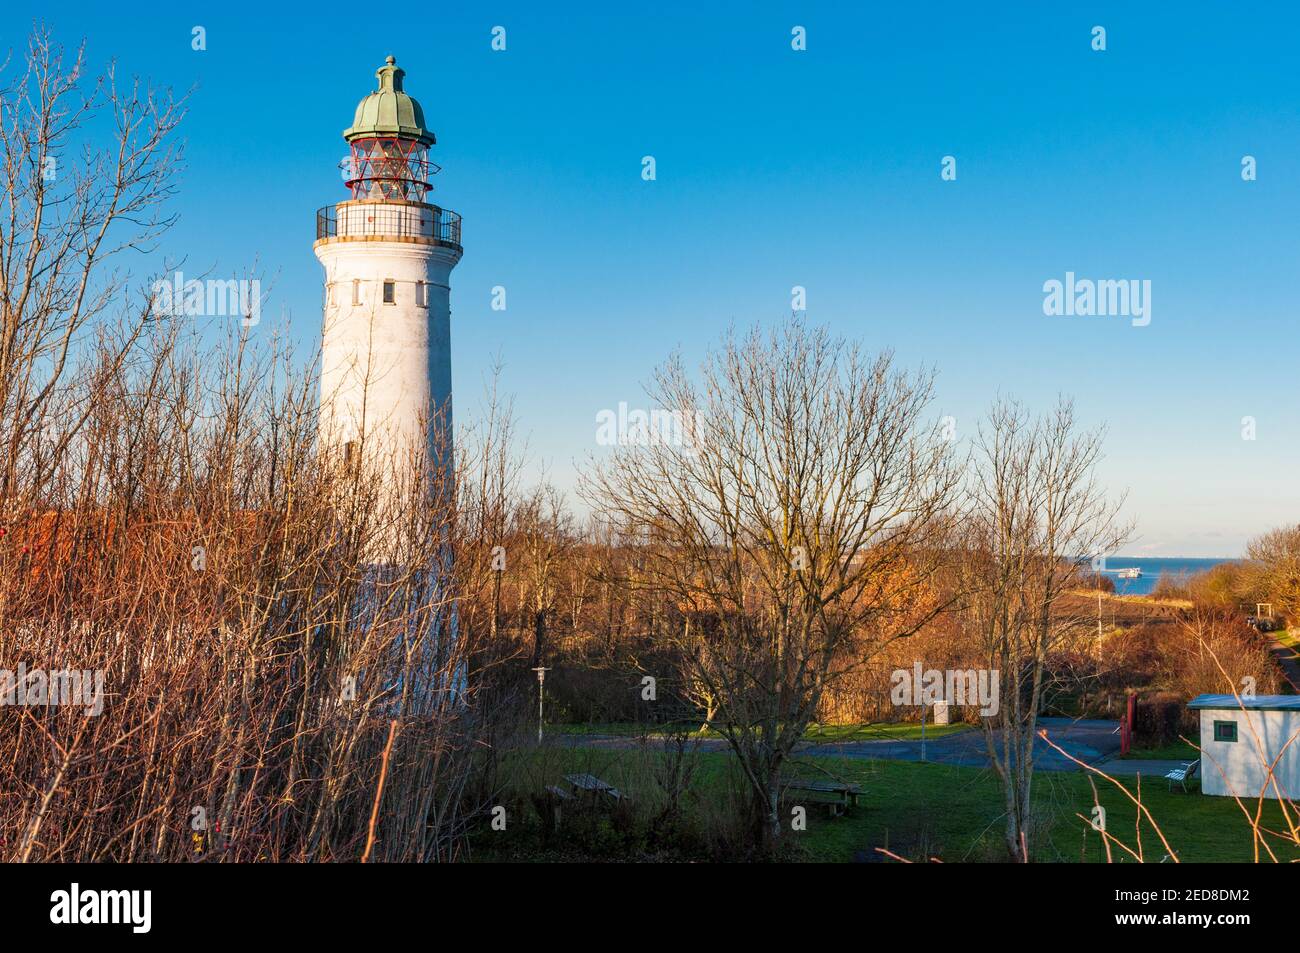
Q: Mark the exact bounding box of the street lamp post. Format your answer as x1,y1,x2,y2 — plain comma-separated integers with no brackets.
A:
531,666,550,744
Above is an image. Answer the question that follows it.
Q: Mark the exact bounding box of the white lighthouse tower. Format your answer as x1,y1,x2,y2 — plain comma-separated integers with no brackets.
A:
315,56,462,498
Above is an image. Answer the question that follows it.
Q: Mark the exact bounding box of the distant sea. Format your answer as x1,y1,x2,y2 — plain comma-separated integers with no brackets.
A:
1091,557,1237,596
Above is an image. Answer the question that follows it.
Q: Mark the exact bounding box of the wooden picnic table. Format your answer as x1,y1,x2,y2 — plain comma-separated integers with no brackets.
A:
564,773,626,800
781,777,863,817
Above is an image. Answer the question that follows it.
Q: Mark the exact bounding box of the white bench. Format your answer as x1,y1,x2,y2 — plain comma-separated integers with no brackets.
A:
1164,759,1200,793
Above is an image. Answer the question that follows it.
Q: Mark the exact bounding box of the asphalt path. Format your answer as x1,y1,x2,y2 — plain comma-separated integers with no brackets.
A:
561,716,1128,771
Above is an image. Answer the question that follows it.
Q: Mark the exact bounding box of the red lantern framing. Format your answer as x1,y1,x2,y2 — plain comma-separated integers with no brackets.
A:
343,137,440,202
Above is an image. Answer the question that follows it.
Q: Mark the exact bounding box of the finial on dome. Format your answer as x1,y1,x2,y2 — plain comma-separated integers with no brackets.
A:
342,56,434,147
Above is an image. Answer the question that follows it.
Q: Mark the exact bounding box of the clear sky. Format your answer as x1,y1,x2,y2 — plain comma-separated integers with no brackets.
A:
10,1,1299,557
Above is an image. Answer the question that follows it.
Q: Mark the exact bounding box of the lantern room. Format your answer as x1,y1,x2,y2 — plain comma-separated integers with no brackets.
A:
342,55,438,202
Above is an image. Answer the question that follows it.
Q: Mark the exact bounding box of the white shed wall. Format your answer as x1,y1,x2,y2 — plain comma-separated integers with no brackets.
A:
1198,708,1300,799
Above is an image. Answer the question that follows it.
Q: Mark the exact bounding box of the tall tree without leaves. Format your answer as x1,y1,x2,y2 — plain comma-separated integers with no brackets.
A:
0,26,185,502
583,319,960,851
1247,524,1300,623
959,398,1128,862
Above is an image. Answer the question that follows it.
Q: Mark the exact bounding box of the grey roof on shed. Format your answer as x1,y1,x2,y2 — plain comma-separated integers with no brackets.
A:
1188,694,1300,712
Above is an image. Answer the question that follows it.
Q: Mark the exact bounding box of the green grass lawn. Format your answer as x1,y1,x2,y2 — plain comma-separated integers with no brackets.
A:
1123,740,1200,761
485,745,1300,863
789,756,1300,863
549,720,970,743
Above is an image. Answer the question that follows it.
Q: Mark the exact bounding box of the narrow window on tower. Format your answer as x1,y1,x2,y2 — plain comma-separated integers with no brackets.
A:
352,279,361,306
344,440,359,476
383,280,396,305
415,281,427,308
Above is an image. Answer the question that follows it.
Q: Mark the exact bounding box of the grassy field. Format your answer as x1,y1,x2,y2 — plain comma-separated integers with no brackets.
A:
789,755,1300,863
1123,739,1200,761
482,745,1300,863
549,721,970,742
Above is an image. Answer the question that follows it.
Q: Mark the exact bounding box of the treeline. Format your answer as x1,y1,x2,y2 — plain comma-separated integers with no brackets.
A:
1151,553,1299,624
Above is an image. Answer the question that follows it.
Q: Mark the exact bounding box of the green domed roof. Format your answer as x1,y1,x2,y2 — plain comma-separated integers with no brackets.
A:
343,56,435,146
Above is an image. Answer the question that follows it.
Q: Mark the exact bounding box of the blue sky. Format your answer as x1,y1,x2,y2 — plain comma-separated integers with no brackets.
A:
9,1,1299,556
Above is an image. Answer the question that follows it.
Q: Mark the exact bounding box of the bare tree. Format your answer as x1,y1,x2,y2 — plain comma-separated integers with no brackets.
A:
0,26,185,502
959,397,1128,861
1247,524,1300,622
583,319,960,851
455,366,524,651
514,480,575,668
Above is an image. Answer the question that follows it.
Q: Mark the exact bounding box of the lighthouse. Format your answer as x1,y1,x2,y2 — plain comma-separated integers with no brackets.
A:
315,56,462,495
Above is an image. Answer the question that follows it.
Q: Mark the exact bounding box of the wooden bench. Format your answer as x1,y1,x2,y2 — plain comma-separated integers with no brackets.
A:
1165,759,1200,793
782,778,863,817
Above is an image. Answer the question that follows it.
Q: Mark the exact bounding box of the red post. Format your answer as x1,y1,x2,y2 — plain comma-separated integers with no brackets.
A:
1121,694,1135,755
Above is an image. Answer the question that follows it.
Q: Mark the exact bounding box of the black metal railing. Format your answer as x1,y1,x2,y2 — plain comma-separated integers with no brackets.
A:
316,204,462,247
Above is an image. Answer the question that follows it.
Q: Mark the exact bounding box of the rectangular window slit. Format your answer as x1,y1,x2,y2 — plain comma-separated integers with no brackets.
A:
1213,720,1237,743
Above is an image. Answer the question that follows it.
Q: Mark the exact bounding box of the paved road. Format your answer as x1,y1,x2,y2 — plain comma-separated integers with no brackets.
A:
799,717,1123,771
1269,632,1300,691
562,716,1126,772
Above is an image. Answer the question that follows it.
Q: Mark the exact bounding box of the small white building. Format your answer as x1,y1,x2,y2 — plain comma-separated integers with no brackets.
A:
1188,694,1300,799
